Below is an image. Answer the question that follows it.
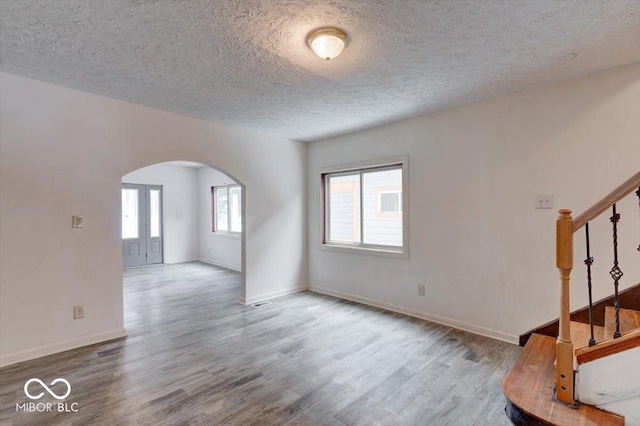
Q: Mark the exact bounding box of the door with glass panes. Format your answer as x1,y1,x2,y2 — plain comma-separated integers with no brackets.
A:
122,184,163,267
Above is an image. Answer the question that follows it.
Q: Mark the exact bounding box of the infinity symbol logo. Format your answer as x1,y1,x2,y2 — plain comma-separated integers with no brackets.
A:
24,378,71,400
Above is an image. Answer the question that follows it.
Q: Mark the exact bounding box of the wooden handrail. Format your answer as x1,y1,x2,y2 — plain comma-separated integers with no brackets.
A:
576,329,640,364
572,171,640,232
554,171,639,406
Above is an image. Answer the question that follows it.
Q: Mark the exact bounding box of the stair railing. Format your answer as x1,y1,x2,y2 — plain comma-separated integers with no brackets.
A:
555,171,640,405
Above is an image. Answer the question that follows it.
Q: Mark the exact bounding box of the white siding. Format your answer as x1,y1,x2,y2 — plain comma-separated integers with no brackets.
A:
363,168,402,246
327,168,403,247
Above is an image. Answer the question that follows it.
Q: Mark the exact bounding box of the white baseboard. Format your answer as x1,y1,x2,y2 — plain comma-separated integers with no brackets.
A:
164,258,198,265
0,328,127,368
198,257,241,272
309,285,519,345
240,285,307,306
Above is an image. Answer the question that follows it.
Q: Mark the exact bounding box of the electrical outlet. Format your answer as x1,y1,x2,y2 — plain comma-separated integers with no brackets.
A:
73,305,84,319
72,215,83,228
535,194,554,209
418,285,425,297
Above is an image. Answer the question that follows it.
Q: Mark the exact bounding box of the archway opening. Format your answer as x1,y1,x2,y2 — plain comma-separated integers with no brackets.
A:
120,160,246,332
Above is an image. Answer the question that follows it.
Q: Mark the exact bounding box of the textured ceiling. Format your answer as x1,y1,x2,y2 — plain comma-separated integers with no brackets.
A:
1,1,639,142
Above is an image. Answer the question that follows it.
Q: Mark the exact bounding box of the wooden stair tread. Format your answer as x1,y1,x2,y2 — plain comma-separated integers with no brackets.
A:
520,283,640,347
604,306,640,337
570,321,604,350
577,328,640,364
502,334,624,426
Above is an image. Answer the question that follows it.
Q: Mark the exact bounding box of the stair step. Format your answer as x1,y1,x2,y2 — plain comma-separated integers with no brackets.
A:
604,306,640,337
570,321,604,349
502,333,624,426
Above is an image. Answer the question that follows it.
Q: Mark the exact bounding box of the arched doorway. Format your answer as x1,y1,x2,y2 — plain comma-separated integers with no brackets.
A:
120,160,246,329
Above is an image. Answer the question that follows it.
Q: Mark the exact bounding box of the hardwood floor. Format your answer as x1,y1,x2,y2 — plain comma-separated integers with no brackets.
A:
1,262,520,425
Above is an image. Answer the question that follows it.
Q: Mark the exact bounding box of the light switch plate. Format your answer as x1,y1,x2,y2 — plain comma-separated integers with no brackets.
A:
535,195,554,209
72,215,83,228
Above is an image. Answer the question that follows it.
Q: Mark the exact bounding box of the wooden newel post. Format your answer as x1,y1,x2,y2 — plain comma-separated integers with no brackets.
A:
556,209,574,404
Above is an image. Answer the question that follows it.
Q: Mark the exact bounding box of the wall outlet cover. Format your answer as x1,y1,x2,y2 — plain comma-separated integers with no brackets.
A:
72,215,83,228
73,305,84,319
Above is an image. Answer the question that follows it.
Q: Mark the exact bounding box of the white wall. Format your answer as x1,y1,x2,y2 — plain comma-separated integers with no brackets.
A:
122,164,199,264
307,64,640,344
197,167,242,271
0,72,307,366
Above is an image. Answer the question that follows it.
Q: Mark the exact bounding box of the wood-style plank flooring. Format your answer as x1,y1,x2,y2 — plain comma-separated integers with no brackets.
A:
0,262,520,425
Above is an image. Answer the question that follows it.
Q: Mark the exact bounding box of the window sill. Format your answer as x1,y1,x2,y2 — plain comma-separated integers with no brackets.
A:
211,232,241,239
319,243,408,259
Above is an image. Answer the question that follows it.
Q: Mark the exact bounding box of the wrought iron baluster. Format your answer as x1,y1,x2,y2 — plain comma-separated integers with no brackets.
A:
609,204,623,338
584,222,596,346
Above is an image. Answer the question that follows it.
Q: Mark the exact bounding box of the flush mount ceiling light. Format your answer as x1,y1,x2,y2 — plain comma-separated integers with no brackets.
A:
307,28,347,60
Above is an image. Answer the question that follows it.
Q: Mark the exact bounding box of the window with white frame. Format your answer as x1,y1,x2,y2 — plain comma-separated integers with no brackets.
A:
323,163,405,251
212,185,242,233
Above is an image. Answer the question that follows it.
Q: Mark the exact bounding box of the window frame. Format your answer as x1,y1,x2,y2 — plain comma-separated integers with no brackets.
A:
212,184,242,235
321,158,408,258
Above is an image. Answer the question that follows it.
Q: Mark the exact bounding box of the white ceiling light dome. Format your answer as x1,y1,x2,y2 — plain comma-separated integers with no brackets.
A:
307,28,347,60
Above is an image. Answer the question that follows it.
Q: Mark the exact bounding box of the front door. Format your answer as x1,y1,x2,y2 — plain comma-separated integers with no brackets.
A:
122,184,163,268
